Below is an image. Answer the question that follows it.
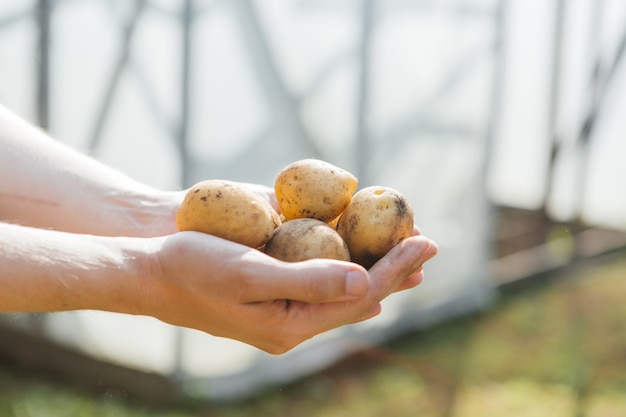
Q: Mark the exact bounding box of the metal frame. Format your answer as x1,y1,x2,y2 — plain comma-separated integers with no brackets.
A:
4,0,503,388
17,0,626,396
542,0,626,252
23,0,505,186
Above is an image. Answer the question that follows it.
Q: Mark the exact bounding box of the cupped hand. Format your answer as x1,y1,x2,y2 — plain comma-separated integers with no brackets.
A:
143,228,437,354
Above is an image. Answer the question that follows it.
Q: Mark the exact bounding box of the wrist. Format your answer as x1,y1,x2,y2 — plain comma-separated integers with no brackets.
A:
92,189,184,238
101,189,183,238
87,235,162,317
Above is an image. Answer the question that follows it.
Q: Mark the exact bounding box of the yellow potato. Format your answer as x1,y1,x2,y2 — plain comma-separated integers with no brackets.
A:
336,186,414,268
264,218,351,262
275,159,357,222
176,180,281,248
327,214,341,229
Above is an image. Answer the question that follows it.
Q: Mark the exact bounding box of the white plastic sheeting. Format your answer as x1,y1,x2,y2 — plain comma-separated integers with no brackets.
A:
1,0,624,400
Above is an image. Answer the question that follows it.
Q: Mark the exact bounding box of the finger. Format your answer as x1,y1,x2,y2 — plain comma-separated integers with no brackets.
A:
298,298,382,336
351,303,382,323
412,224,422,236
348,266,424,322
368,236,437,300
241,258,370,304
393,269,424,293
298,237,437,331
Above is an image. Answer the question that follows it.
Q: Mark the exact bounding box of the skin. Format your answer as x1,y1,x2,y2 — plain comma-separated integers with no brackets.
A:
0,104,438,354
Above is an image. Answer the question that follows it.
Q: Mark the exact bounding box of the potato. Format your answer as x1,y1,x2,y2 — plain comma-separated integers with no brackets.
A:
176,179,281,248
264,218,351,262
336,186,414,268
275,159,358,222
327,214,341,229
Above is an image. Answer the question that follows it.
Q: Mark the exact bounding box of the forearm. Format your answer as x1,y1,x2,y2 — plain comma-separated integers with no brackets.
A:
0,104,181,237
0,222,150,314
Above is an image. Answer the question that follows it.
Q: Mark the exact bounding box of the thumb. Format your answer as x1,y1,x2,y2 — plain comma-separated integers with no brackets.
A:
244,259,370,303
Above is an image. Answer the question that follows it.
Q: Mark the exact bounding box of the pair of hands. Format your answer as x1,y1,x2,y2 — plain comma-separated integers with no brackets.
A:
143,185,438,354
0,103,436,354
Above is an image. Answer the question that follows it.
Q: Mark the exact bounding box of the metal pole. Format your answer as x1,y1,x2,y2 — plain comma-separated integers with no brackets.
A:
355,0,375,186
88,0,146,152
36,0,51,130
570,0,604,227
543,0,566,215
231,0,324,160
171,0,194,384
574,0,626,223
481,0,506,238
28,0,53,336
180,0,194,188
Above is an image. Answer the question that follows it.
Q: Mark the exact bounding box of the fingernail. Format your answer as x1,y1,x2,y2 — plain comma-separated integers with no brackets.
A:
346,269,368,298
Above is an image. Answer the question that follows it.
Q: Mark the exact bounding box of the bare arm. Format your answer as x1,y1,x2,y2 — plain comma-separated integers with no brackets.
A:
0,104,181,237
0,221,437,354
0,222,148,313
0,104,439,354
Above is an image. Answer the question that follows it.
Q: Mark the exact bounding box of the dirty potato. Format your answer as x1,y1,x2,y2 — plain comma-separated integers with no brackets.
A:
275,159,358,222
176,179,281,248
264,218,351,262
336,186,414,268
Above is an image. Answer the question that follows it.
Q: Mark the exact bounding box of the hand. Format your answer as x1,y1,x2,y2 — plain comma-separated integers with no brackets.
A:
142,230,437,354
240,182,279,212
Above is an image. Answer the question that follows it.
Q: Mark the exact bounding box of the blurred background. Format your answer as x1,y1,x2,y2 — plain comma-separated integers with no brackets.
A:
1,0,626,415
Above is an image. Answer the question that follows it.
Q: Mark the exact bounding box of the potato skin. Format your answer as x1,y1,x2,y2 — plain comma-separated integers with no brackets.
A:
336,186,414,268
176,180,281,248
275,159,357,222
264,218,351,262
